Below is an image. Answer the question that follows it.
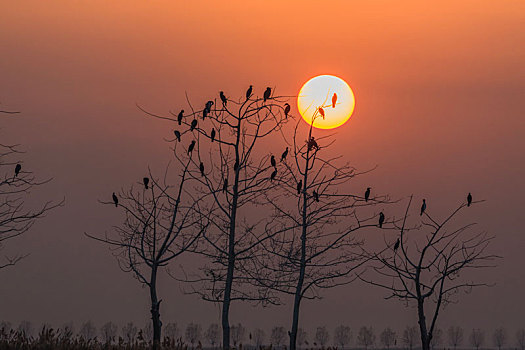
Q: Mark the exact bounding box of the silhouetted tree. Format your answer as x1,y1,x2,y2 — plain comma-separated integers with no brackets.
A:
144,87,290,350
334,325,352,349
86,166,205,350
469,329,485,350
493,328,506,350
186,323,202,348
253,328,266,348
205,323,220,348
380,328,397,350
448,326,464,350
402,326,418,350
357,326,376,350
271,326,286,348
315,326,329,348
516,329,525,350
253,105,388,350
360,196,499,350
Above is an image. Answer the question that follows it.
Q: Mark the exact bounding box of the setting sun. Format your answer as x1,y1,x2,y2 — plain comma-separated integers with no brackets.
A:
297,75,355,129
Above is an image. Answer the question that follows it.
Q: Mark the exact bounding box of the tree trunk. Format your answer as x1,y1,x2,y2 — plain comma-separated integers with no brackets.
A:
417,298,430,350
150,265,162,350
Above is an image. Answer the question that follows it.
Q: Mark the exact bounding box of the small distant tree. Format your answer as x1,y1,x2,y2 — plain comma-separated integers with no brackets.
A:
79,321,97,341
122,322,137,344
357,327,376,350
516,329,525,350
430,328,442,350
334,325,352,349
271,326,286,348
493,328,506,350
315,326,329,348
205,323,220,348
100,321,117,344
231,323,246,346
402,326,418,350
253,328,266,348
297,328,308,348
17,321,33,339
448,326,464,350
469,329,485,350
185,323,202,347
164,322,179,341
380,328,397,350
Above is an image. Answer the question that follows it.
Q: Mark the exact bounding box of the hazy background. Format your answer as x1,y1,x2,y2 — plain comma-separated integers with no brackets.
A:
0,0,524,334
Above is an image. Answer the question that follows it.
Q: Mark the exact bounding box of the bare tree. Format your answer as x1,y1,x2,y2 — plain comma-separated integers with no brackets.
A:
403,326,418,350
315,326,329,348
380,328,397,350
470,329,485,350
145,87,290,350
357,326,376,350
254,104,387,350
253,328,266,348
493,328,506,350
86,166,205,350
1,110,62,269
79,321,97,341
334,325,352,349
448,327,464,350
186,323,202,347
516,329,525,350
360,196,498,350
271,326,286,348
231,323,246,346
205,323,220,348
100,321,117,344
297,328,308,348
430,328,442,350
122,322,138,344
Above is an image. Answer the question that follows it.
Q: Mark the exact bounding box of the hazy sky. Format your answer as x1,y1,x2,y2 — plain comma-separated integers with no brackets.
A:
1,0,524,336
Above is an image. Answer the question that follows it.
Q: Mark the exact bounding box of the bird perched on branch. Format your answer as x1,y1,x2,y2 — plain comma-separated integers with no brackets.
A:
112,193,118,207
297,180,302,195
188,140,196,154
308,137,319,151
264,87,271,102
318,107,325,119
467,192,472,207
365,187,371,202
205,100,214,113
332,93,337,108
211,128,216,142
379,211,385,228
220,91,227,105
222,178,228,193
200,162,205,177
284,103,290,118
394,238,400,251
174,130,181,142
420,199,426,216
246,85,253,100
177,110,184,125
202,108,208,119
190,119,198,131
14,163,21,177
270,169,277,181
281,147,288,162
313,190,319,202
270,155,276,168
143,177,149,190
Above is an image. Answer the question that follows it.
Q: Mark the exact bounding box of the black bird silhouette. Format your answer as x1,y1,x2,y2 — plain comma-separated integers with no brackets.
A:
270,169,277,181
249,333,252,340
263,87,271,102
174,130,181,142
313,190,319,202
200,162,205,177
211,128,216,142
318,107,325,119
233,160,239,171
394,238,400,251
420,199,426,216
467,192,472,207
177,110,184,125
281,147,288,162
246,85,253,100
284,103,291,118
365,187,371,202
297,180,302,195
308,137,319,151
220,91,227,105
271,155,276,168
112,192,118,207
203,108,208,119
332,93,337,108
379,211,385,228
188,140,196,154
143,177,149,190
14,163,21,177
205,100,214,113
190,119,198,131
222,178,228,193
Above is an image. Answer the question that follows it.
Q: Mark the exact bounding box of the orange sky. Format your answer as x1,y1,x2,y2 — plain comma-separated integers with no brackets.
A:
1,0,524,334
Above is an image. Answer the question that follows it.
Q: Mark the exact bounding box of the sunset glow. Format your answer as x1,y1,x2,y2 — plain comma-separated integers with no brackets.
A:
297,75,355,129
